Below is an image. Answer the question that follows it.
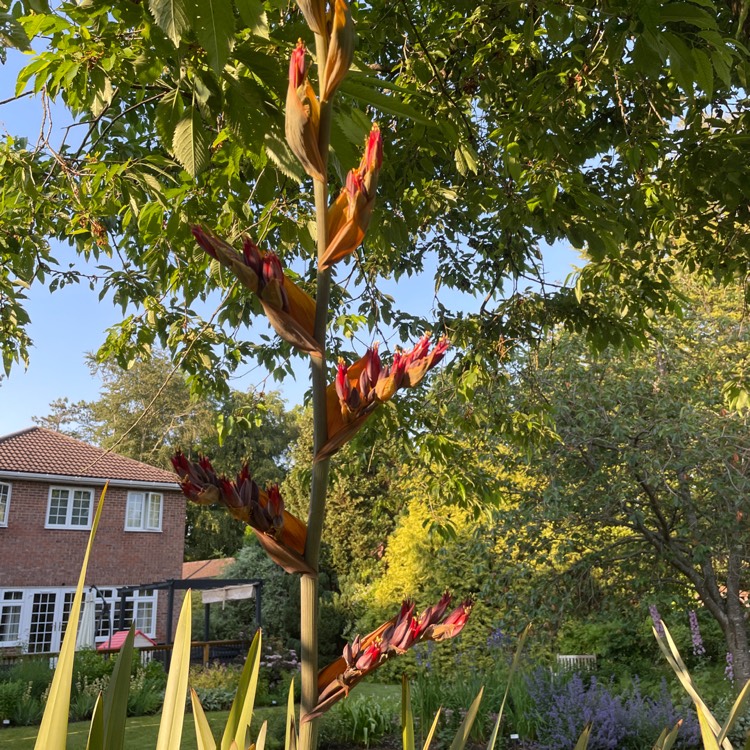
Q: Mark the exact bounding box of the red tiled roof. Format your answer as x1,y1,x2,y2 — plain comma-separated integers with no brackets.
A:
182,558,235,579
0,427,178,485
98,630,157,650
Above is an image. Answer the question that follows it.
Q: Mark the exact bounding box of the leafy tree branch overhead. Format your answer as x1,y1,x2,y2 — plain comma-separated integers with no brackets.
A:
1,0,749,399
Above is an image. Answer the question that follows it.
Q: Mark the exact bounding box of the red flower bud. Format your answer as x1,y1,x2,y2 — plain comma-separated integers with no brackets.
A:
362,124,383,174
242,237,263,276
262,253,285,286
359,343,381,396
335,358,350,402
289,41,307,91
192,226,218,259
355,643,381,671
267,484,284,529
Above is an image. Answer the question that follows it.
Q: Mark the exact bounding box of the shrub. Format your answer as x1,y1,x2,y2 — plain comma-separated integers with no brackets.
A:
191,686,236,711
318,695,398,748
189,662,243,692
4,658,52,699
0,680,25,722
72,649,114,685
11,684,42,727
126,669,164,716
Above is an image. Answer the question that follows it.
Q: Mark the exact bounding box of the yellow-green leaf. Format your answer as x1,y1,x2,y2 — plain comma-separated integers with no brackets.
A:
718,677,750,744
255,720,268,750
85,693,104,750
222,629,262,750
156,590,193,750
191,687,217,750
103,625,135,750
574,723,592,750
449,687,483,750
487,624,531,750
697,706,721,750
285,677,298,750
422,710,442,750
401,675,415,750
34,484,107,750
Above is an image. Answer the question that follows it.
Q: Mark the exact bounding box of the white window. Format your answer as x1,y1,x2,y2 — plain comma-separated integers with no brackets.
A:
0,591,23,643
134,593,155,634
125,491,163,532
46,487,93,529
0,482,10,526
113,589,157,637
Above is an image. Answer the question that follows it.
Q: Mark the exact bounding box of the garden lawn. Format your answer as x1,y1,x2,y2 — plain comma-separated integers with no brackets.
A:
0,683,400,749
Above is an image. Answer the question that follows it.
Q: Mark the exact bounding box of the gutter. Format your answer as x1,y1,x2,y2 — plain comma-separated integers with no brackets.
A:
0,470,179,491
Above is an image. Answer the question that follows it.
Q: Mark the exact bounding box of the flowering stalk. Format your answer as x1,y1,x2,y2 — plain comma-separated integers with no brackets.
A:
192,226,321,356
171,452,312,574
304,593,473,720
319,333,450,460
299,18,336,750
689,610,706,657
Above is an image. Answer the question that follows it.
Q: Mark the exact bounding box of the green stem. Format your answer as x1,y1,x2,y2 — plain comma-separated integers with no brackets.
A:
299,29,333,750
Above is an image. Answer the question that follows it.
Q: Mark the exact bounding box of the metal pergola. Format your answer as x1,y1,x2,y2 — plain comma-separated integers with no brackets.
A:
116,578,263,644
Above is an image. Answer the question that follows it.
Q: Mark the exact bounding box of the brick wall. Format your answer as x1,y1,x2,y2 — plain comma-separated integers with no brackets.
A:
0,478,186,642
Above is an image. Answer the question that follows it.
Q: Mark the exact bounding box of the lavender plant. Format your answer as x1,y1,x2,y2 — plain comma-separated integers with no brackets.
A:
524,670,700,750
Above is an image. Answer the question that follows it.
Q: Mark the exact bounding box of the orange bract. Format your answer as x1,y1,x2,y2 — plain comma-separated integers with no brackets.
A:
193,226,322,357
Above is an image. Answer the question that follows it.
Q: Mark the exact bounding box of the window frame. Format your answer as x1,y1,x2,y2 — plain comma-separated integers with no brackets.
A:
124,491,163,532
45,485,94,530
0,481,10,527
0,590,23,645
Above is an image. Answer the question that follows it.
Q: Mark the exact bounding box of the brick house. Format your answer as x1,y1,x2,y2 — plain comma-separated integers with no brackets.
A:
0,427,185,653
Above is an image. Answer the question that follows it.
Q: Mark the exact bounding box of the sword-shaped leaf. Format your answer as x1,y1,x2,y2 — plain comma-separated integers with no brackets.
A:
486,624,531,750
156,590,193,750
102,625,135,750
85,693,104,750
222,629,261,750
34,484,107,750
574,724,592,750
191,687,217,750
449,687,483,750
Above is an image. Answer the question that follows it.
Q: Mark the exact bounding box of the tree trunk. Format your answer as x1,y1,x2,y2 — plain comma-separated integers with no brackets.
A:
724,548,750,685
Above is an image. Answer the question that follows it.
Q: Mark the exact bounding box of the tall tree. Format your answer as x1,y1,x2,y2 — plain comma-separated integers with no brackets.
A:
515,276,750,681
1,0,748,407
34,352,297,558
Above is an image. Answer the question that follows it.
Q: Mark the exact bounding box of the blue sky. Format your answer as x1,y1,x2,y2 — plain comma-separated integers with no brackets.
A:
0,48,580,436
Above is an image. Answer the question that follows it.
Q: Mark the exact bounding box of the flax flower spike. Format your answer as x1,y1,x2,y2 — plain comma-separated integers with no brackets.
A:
285,40,326,182
303,593,473,721
192,226,322,358
316,333,449,460
320,124,382,271
322,0,354,103
172,452,313,575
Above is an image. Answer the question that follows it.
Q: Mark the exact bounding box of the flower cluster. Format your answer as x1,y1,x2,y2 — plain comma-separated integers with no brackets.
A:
320,124,383,270
171,452,311,574
285,40,325,182
649,604,664,638
306,593,472,720
726,651,734,683
192,226,320,356
285,2,353,182
688,610,706,657
318,333,450,459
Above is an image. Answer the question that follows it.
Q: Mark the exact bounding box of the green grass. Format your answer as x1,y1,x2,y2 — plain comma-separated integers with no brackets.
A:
0,683,401,749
